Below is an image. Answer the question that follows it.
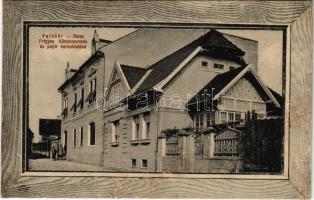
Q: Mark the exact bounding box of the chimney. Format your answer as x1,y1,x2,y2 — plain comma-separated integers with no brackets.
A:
65,61,76,80
91,29,112,55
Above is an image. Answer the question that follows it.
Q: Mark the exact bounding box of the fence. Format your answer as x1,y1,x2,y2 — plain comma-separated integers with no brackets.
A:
165,136,182,156
240,111,284,172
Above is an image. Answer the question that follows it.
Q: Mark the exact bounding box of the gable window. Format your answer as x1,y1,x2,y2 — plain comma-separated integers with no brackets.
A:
141,159,148,168
112,120,120,143
89,122,96,145
110,82,121,101
201,61,208,69
131,159,136,168
143,112,151,139
214,63,224,70
133,115,140,140
80,127,84,146
73,129,77,147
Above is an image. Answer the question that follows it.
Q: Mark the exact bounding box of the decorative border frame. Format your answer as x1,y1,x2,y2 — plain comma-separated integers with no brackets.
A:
2,1,312,198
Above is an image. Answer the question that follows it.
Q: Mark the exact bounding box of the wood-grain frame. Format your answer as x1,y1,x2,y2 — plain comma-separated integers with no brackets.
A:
2,1,312,198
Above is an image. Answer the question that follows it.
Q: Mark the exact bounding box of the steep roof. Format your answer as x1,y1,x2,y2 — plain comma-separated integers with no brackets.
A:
135,30,245,94
120,64,147,88
187,65,281,108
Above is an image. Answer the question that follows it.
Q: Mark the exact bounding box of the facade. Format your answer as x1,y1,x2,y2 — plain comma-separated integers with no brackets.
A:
58,28,281,172
58,40,105,165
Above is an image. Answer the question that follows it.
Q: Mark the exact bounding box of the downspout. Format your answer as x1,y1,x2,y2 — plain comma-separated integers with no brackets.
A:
155,105,160,172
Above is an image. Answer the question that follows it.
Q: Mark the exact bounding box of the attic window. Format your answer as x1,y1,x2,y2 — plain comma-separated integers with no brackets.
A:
214,63,224,70
201,61,208,69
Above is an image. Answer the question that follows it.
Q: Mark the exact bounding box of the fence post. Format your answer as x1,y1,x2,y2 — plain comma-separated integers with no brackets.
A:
156,134,166,172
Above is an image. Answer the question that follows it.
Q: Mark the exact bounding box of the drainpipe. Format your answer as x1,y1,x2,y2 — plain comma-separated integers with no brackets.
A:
155,106,159,172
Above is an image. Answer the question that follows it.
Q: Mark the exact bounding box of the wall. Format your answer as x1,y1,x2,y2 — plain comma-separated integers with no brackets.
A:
162,54,242,101
224,34,258,71
60,55,105,166
102,109,159,172
220,76,267,114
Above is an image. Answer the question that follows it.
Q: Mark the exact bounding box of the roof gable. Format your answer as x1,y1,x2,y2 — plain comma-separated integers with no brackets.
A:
134,30,246,94
106,62,131,99
187,65,280,108
120,64,147,89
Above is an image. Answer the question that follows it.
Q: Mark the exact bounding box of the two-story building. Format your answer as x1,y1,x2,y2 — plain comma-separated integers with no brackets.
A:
58,28,281,172
102,29,281,172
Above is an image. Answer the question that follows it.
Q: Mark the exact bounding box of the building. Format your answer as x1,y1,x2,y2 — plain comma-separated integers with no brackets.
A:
58,33,105,165
58,28,281,172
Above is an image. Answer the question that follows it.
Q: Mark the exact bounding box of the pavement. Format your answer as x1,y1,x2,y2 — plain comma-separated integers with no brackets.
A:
28,158,108,172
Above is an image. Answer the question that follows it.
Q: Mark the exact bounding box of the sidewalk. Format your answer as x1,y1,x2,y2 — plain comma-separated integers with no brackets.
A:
28,158,108,172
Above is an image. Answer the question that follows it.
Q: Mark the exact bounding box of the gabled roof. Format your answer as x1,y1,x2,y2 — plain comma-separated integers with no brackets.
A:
187,65,281,108
134,30,245,94
120,64,147,89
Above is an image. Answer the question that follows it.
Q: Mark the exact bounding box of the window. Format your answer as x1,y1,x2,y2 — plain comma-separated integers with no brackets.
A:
88,79,96,104
195,113,204,131
141,159,148,168
63,131,67,149
73,129,77,147
201,61,208,69
80,127,84,146
143,112,150,139
112,120,119,143
131,159,136,168
220,111,227,123
80,88,84,109
206,112,215,127
133,115,140,140
73,93,77,113
62,98,68,117
228,112,235,122
229,66,235,70
89,122,96,145
214,63,224,70
235,113,241,121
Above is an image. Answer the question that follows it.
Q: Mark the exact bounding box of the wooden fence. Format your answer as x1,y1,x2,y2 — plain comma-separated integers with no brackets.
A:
239,111,284,173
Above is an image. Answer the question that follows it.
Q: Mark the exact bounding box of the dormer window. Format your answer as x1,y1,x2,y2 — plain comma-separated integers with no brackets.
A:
214,63,224,70
201,61,208,69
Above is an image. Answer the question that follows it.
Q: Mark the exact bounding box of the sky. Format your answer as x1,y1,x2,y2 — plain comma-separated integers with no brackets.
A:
29,27,283,142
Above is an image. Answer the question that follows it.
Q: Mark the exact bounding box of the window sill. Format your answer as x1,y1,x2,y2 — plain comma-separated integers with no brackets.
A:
130,140,140,145
110,142,119,147
140,138,150,144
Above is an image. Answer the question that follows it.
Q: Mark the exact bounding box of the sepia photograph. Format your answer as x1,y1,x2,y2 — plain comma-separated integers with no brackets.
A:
2,1,312,198
27,26,285,174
